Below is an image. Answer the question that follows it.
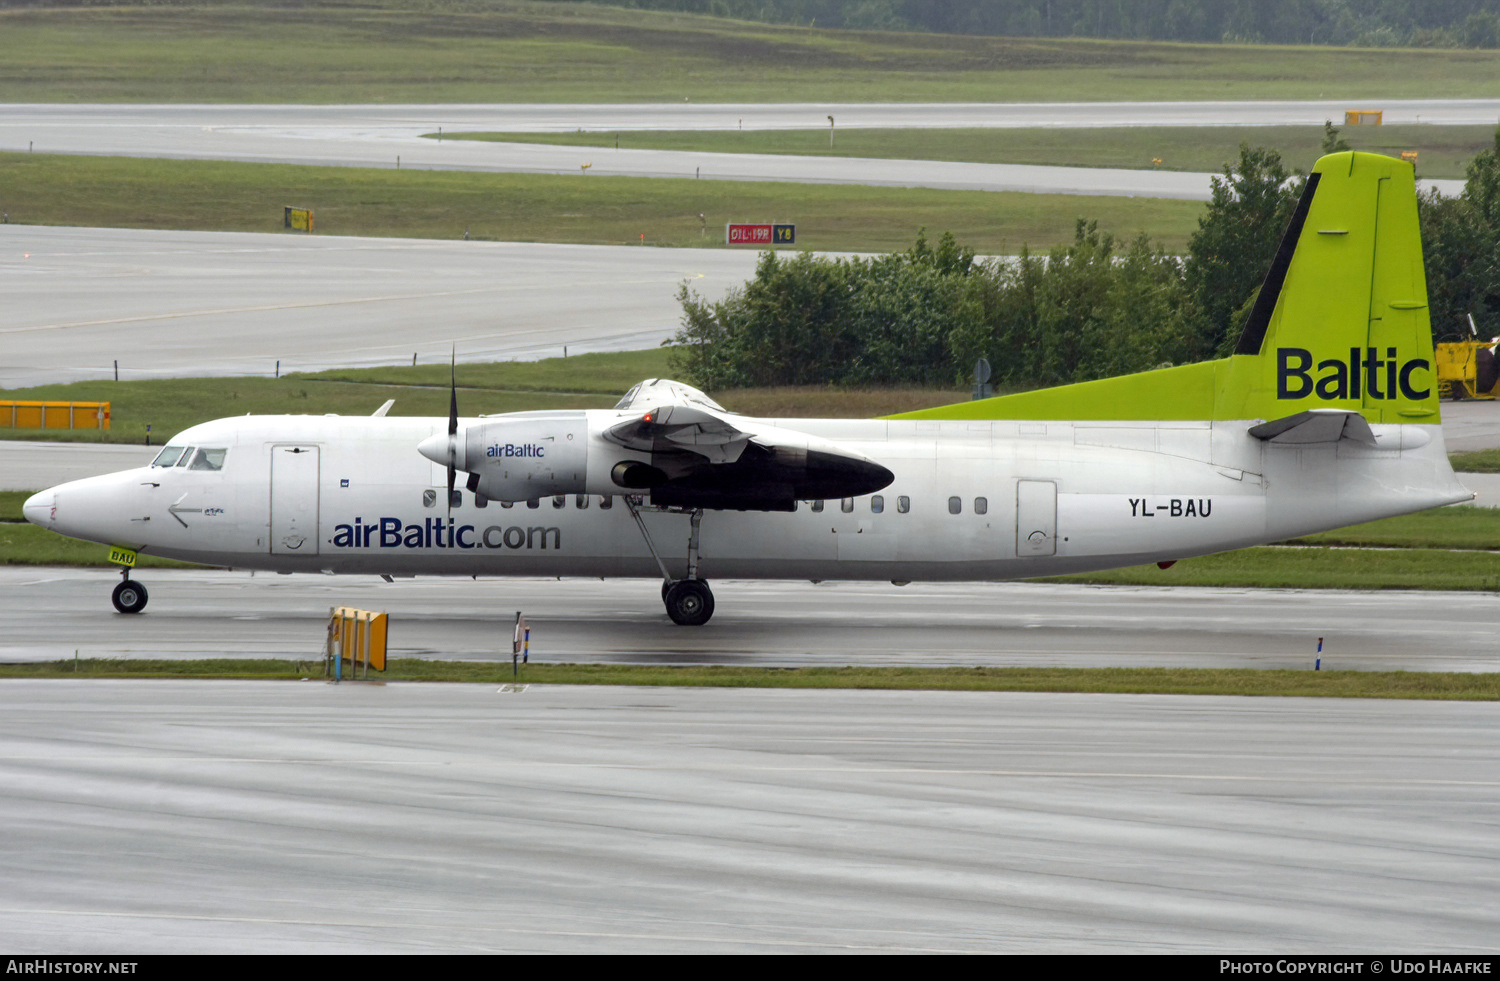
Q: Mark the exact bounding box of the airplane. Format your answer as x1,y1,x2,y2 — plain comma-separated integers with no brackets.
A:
22,152,1472,626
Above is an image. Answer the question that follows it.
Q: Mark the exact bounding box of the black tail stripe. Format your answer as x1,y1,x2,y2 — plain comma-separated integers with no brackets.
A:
1234,172,1322,357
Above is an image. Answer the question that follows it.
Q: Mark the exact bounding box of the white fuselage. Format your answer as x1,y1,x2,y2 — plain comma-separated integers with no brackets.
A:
26,411,1470,583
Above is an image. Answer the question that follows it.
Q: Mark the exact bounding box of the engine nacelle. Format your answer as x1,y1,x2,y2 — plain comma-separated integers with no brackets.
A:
463,413,591,501
419,392,893,511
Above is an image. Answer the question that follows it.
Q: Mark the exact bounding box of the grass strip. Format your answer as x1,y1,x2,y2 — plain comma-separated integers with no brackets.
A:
0,373,636,447
0,524,197,568
1051,544,1500,591
0,152,1206,254
448,124,1498,181
1283,505,1500,550
5,2,1500,104
0,351,972,444
1,659,1495,699
0,492,33,522
1449,449,1500,473
1,528,1496,588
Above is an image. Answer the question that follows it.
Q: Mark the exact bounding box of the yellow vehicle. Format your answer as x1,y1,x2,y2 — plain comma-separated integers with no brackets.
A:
1436,340,1500,400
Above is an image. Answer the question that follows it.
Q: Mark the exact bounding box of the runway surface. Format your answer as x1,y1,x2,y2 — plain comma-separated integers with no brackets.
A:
3,569,1497,673
1,102,1473,201
2,679,1496,953
12,101,1498,139
1,225,758,388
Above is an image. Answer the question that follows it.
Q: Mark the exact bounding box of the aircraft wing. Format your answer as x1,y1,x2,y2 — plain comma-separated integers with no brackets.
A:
604,404,751,464
604,391,894,511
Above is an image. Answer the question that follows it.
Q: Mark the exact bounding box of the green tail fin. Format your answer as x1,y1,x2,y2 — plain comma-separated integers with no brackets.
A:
893,151,1438,424
1218,151,1438,423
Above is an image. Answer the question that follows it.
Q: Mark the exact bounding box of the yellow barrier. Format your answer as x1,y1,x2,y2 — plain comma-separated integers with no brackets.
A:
0,401,110,430
1345,109,1383,125
326,606,388,678
284,206,314,232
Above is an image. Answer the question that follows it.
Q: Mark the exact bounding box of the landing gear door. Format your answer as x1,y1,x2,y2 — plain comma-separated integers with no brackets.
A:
270,444,320,555
1016,479,1057,557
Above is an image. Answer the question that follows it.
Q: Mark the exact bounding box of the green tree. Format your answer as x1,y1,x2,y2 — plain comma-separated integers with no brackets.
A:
670,236,987,390
1320,120,1351,155
1420,127,1500,339
1180,144,1302,360
947,221,1189,389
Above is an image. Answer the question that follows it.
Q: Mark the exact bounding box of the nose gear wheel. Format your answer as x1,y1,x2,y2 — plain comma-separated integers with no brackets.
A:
111,578,148,614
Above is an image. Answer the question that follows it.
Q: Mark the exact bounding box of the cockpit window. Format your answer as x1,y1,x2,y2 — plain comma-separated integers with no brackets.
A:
613,384,641,410
151,446,185,468
188,448,227,471
174,446,197,467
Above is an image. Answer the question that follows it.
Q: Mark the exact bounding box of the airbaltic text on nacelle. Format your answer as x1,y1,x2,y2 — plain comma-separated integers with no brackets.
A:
332,517,560,550
487,443,546,458
1277,347,1431,400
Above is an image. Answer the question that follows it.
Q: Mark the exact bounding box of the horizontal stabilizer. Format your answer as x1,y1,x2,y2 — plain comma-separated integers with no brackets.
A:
1248,409,1376,445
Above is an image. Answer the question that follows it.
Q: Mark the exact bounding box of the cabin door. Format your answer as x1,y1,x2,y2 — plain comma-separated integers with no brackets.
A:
270,444,320,555
1016,479,1057,557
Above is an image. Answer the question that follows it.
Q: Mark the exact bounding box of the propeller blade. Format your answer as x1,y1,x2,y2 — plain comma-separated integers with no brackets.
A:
447,348,458,517
448,348,458,438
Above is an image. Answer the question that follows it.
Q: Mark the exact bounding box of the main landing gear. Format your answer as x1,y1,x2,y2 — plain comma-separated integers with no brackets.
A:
111,567,148,614
628,499,715,626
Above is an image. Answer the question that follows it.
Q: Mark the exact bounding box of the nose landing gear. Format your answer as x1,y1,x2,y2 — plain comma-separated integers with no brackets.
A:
111,568,148,614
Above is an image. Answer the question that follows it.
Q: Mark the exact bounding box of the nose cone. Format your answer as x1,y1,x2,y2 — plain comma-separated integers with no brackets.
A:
22,489,54,527
418,432,461,469
417,433,446,467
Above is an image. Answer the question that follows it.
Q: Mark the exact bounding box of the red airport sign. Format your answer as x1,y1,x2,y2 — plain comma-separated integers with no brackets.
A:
726,223,795,245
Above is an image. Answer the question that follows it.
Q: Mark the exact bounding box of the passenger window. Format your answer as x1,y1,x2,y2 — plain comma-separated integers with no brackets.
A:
174,446,197,467
841,498,854,513
948,496,962,514
527,499,540,509
599,495,613,510
474,493,488,509
575,495,589,509
423,490,437,508
898,496,910,514
870,495,884,514
151,446,185,468
975,497,987,515
451,490,463,509
811,500,824,513
500,500,514,509
552,495,566,509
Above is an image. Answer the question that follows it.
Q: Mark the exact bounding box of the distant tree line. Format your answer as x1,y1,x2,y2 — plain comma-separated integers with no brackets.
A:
567,0,1500,47
671,129,1500,390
